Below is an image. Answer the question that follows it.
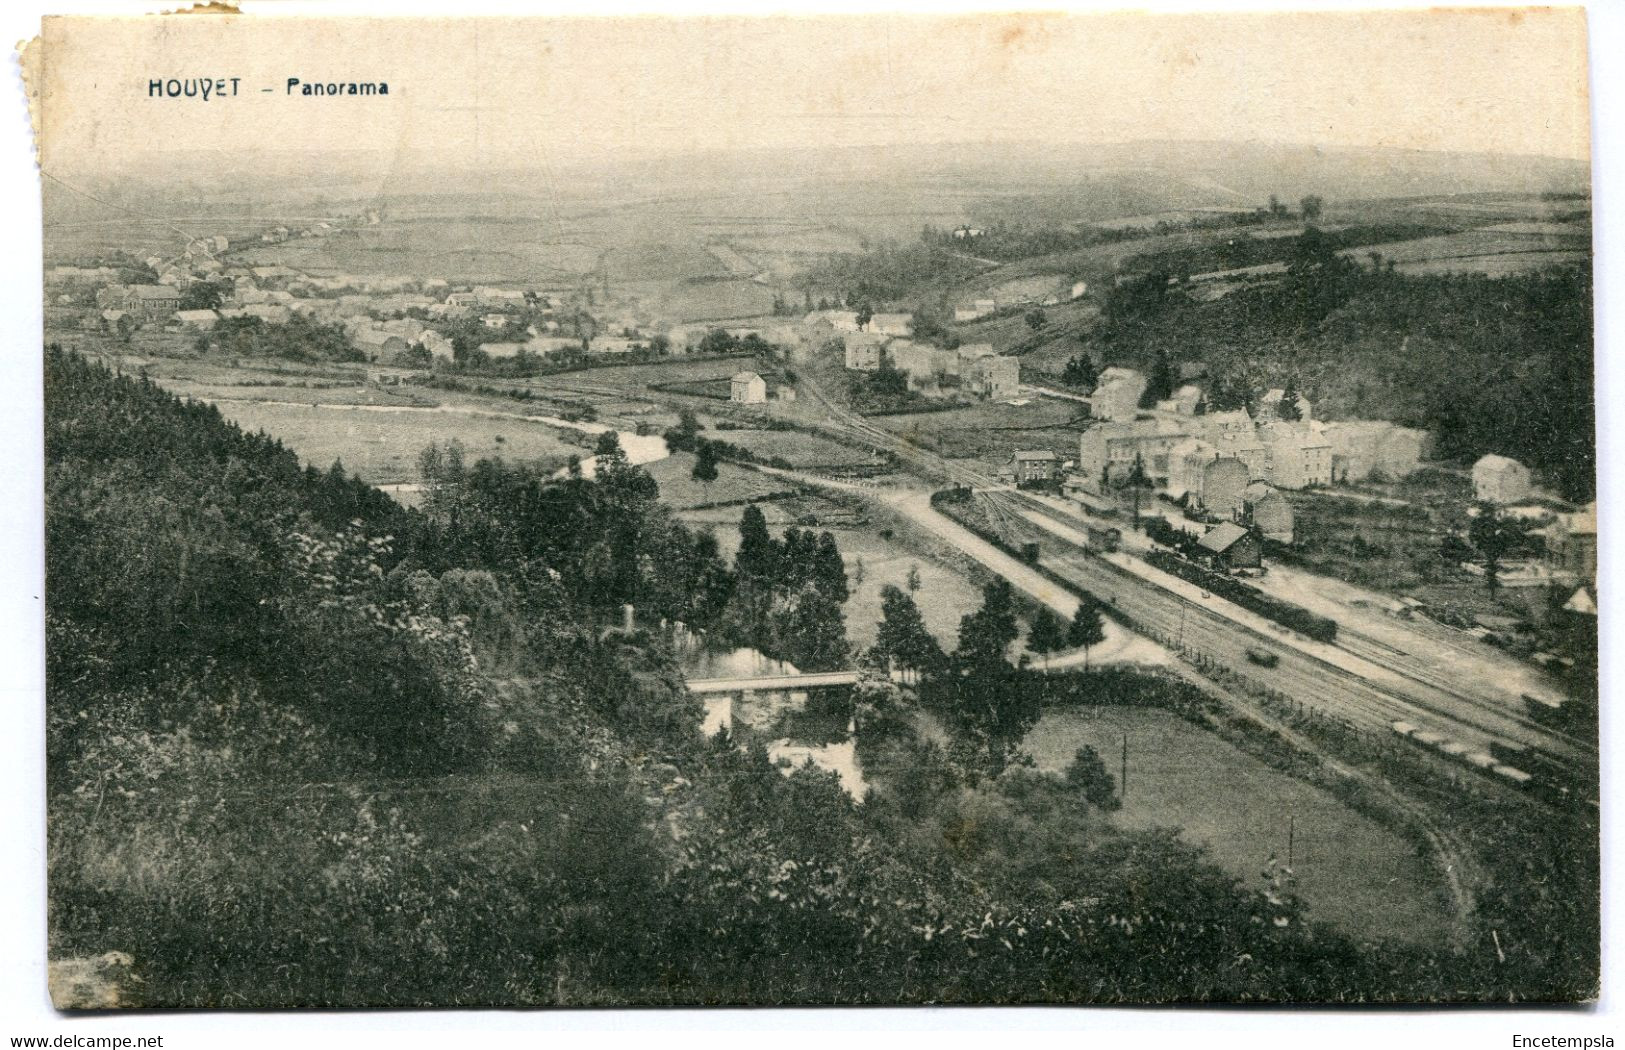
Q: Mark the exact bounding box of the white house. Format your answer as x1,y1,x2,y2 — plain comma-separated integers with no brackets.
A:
352,328,409,360
953,299,998,323
1088,367,1148,422
804,309,861,333
419,330,455,363
1244,482,1294,543
868,313,914,337
1323,421,1433,483
730,371,768,405
967,355,1020,400
1260,422,1333,490
842,331,887,371
1155,384,1204,416
1473,454,1534,504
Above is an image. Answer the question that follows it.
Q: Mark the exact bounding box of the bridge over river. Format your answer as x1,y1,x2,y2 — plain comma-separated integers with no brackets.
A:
685,670,862,695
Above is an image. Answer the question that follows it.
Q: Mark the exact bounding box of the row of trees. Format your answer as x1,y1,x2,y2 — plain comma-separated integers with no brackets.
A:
726,505,851,671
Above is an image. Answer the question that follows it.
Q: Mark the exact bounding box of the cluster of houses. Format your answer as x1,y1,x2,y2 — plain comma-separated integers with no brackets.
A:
1001,368,1440,547
1075,372,1334,542
58,231,897,380
1008,364,1577,581
951,280,1088,323
1076,367,1441,503
829,309,1021,401
61,247,666,365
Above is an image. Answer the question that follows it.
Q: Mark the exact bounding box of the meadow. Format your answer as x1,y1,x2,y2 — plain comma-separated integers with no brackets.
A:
1024,705,1454,947
708,428,881,470
644,452,799,509
194,396,590,484
869,396,1085,468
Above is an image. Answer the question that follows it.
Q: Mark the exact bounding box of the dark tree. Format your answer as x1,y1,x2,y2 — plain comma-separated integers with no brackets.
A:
180,282,224,311
1061,354,1099,391
691,439,719,488
1468,502,1523,594
672,408,703,448
595,429,625,462
875,584,944,680
1139,347,1177,408
1065,746,1121,810
1123,453,1154,530
955,578,1020,671
773,583,849,672
1068,596,1108,670
813,531,849,604
1277,376,1304,421
736,504,776,582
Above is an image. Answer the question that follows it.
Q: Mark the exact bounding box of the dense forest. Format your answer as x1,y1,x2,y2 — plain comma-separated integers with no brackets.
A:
46,349,1594,1006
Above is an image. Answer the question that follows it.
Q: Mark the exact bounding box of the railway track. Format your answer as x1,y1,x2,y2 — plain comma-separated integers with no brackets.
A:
1003,489,1595,764
719,369,1596,780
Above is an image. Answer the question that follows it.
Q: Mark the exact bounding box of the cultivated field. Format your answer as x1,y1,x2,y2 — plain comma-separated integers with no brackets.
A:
1088,208,1255,232
1393,251,1590,277
199,398,590,485
645,279,781,322
709,428,882,469
1025,705,1454,947
140,358,601,485
1362,228,1589,272
548,355,764,396
869,397,1084,468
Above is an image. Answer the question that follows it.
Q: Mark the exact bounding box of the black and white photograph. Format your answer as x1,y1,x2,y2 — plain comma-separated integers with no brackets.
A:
12,1,1608,1022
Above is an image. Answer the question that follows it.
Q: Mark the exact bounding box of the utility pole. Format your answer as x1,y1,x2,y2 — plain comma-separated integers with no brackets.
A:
1121,732,1128,801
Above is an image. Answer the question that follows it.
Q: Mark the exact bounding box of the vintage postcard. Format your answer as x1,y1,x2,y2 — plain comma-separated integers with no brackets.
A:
30,6,1597,1009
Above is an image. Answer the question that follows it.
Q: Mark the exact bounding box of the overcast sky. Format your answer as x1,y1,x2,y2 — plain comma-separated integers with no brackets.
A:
36,8,1591,175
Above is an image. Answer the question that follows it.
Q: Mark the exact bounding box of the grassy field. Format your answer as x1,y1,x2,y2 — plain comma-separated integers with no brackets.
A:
1393,251,1589,277
554,355,765,395
870,397,1084,468
645,453,800,509
1025,705,1453,947
710,428,882,469
195,396,591,485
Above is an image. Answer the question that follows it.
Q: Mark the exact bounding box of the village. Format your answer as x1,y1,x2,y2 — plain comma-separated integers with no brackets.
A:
43,208,1599,700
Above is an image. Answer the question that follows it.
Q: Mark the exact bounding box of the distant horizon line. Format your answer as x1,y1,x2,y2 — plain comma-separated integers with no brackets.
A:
58,133,1594,174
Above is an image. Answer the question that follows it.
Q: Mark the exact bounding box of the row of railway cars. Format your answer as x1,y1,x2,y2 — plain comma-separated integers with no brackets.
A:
1390,720,1596,809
